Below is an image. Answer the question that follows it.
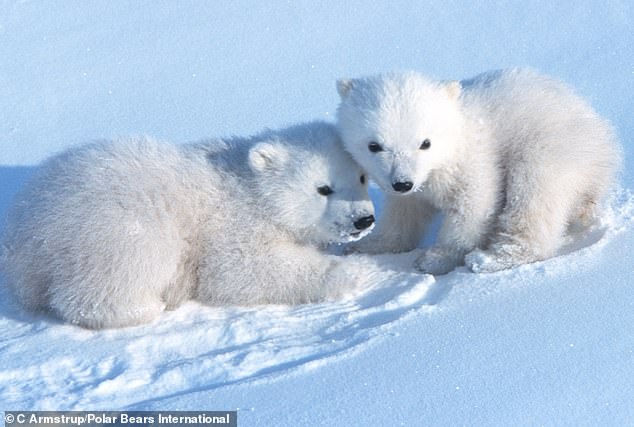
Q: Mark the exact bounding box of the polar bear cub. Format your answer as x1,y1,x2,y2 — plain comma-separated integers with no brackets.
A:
336,69,621,274
1,122,380,328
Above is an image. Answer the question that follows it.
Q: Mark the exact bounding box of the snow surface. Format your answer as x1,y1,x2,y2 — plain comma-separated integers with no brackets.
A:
1,1,634,425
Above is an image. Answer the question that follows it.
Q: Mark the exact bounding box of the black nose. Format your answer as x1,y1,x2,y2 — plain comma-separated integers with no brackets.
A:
392,181,413,193
353,215,375,230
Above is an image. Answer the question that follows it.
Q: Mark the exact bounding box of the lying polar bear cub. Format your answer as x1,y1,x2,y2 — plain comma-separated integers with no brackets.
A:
1,122,385,329
336,68,622,274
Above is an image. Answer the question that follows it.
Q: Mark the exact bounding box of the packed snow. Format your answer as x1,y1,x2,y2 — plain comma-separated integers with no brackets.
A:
1,1,633,425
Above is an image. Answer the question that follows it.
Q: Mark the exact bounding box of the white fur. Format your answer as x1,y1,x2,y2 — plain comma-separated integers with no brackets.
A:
336,69,622,274
0,121,381,328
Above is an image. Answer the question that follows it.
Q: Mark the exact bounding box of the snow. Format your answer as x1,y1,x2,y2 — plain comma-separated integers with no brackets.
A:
1,1,633,425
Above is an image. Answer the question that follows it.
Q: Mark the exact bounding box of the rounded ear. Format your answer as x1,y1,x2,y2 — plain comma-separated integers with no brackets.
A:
336,78,355,98
248,142,289,172
445,81,461,100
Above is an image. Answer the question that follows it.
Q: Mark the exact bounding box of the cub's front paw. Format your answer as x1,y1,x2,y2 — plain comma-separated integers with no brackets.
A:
415,248,461,275
465,243,535,273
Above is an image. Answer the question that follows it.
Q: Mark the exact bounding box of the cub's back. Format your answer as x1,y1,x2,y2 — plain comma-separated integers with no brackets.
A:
1,138,210,310
461,69,619,173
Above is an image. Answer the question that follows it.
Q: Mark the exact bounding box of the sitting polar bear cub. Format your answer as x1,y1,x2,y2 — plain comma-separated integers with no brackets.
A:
336,68,622,274
1,122,381,329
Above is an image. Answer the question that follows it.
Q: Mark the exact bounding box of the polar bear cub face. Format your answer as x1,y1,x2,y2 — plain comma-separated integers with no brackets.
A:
336,72,464,195
248,123,375,246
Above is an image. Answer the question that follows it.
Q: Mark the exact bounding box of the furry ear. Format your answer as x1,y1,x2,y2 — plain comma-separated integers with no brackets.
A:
336,79,355,98
248,142,289,172
445,80,461,99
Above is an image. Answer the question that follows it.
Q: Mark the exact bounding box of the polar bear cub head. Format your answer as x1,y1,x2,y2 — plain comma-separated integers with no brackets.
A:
336,72,464,195
247,122,375,246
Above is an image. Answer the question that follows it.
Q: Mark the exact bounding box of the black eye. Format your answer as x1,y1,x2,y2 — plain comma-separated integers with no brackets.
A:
368,142,383,153
420,138,431,150
317,185,333,196
360,174,366,184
